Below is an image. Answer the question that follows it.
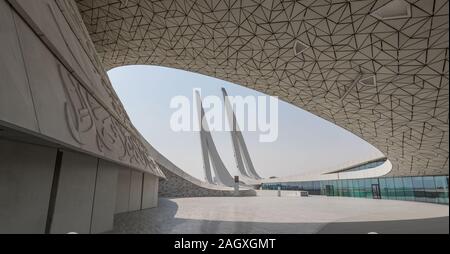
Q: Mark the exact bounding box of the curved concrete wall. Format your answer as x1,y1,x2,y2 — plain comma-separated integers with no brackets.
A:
141,134,256,198
0,0,161,234
0,0,254,226
1,0,163,178
159,166,256,198
261,160,393,184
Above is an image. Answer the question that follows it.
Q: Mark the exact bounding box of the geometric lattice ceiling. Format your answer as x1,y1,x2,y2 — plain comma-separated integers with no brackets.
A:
75,0,449,177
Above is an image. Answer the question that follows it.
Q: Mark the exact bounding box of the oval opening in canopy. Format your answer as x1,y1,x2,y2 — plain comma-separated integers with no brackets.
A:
108,65,387,182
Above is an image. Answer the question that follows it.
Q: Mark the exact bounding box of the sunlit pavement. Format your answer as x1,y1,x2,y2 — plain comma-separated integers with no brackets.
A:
110,196,449,234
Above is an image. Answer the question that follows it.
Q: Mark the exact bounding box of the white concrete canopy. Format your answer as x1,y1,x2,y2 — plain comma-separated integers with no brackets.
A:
75,0,449,177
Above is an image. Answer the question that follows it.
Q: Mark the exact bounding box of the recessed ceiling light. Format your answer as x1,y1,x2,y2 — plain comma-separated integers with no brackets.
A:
340,74,376,102
359,76,377,86
294,40,309,56
371,0,411,20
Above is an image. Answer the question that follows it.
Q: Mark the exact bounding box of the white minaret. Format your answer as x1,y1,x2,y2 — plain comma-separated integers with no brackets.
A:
222,88,262,180
195,91,235,187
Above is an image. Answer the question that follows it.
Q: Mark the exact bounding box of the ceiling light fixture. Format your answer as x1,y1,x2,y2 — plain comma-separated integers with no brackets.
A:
371,0,411,20
294,40,309,56
359,75,377,86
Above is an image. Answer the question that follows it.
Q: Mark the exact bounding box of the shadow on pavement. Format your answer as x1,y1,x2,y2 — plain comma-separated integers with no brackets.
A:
317,216,449,234
110,199,449,234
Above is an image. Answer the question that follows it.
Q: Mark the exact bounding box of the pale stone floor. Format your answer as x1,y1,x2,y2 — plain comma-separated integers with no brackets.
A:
110,196,449,234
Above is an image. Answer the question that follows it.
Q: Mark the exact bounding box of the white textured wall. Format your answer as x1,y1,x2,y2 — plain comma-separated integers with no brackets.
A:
129,171,143,212
0,0,38,132
90,160,119,234
50,150,97,234
115,168,131,214
0,139,57,234
142,173,159,209
0,0,163,178
0,0,162,234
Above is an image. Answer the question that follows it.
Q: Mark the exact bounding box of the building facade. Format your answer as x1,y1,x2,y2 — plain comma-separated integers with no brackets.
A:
0,0,448,234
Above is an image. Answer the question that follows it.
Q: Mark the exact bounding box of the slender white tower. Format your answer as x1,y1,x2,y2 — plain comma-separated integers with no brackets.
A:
196,91,235,187
222,88,262,180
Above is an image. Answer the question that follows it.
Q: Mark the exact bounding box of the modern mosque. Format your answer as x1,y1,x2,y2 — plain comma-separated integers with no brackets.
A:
0,0,448,234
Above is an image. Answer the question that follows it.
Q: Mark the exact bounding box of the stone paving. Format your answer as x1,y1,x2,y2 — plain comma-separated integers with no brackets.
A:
110,196,449,234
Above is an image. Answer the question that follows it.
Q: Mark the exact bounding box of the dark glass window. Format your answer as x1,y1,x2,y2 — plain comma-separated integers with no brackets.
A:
321,181,328,195
402,177,414,201
342,180,349,197
336,180,342,197
325,181,335,196
332,180,338,195
347,180,354,197
379,178,388,199
386,178,396,200
350,180,358,197
371,178,379,199
313,181,320,190
358,179,365,198
394,177,405,200
261,175,448,205
412,177,426,202
434,176,449,204
422,176,437,203
364,179,373,199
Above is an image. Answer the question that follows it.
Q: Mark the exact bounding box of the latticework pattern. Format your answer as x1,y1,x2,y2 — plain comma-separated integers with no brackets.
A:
75,0,449,176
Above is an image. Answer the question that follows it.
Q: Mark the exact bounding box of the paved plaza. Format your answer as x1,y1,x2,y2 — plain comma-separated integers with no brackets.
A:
111,196,449,234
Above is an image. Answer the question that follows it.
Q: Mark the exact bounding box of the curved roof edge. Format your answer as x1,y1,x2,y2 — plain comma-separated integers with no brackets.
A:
260,159,393,184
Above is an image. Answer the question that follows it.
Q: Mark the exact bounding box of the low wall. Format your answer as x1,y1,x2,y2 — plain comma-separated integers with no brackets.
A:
159,166,256,198
256,190,310,197
141,133,256,198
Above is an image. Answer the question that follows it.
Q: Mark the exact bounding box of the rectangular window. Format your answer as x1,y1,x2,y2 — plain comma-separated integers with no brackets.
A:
313,181,321,195
335,180,341,197
321,181,328,195
348,180,354,197
379,178,388,199
412,177,426,202
434,176,449,204
422,176,437,203
354,179,360,197
402,177,415,201
325,181,335,196
343,180,350,197
364,179,373,199
394,177,405,200
331,180,338,196
386,178,396,200
358,179,365,198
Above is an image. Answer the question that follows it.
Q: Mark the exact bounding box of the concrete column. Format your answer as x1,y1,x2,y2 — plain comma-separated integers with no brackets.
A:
115,168,131,214
90,160,119,234
129,171,143,212
115,168,147,214
128,171,143,212
0,139,57,234
50,150,97,234
142,173,159,209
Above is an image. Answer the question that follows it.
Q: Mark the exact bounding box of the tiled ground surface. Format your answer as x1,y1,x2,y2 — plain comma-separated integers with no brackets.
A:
110,196,449,234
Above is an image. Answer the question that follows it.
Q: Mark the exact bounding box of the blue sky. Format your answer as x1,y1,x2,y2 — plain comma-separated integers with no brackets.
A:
108,65,383,181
